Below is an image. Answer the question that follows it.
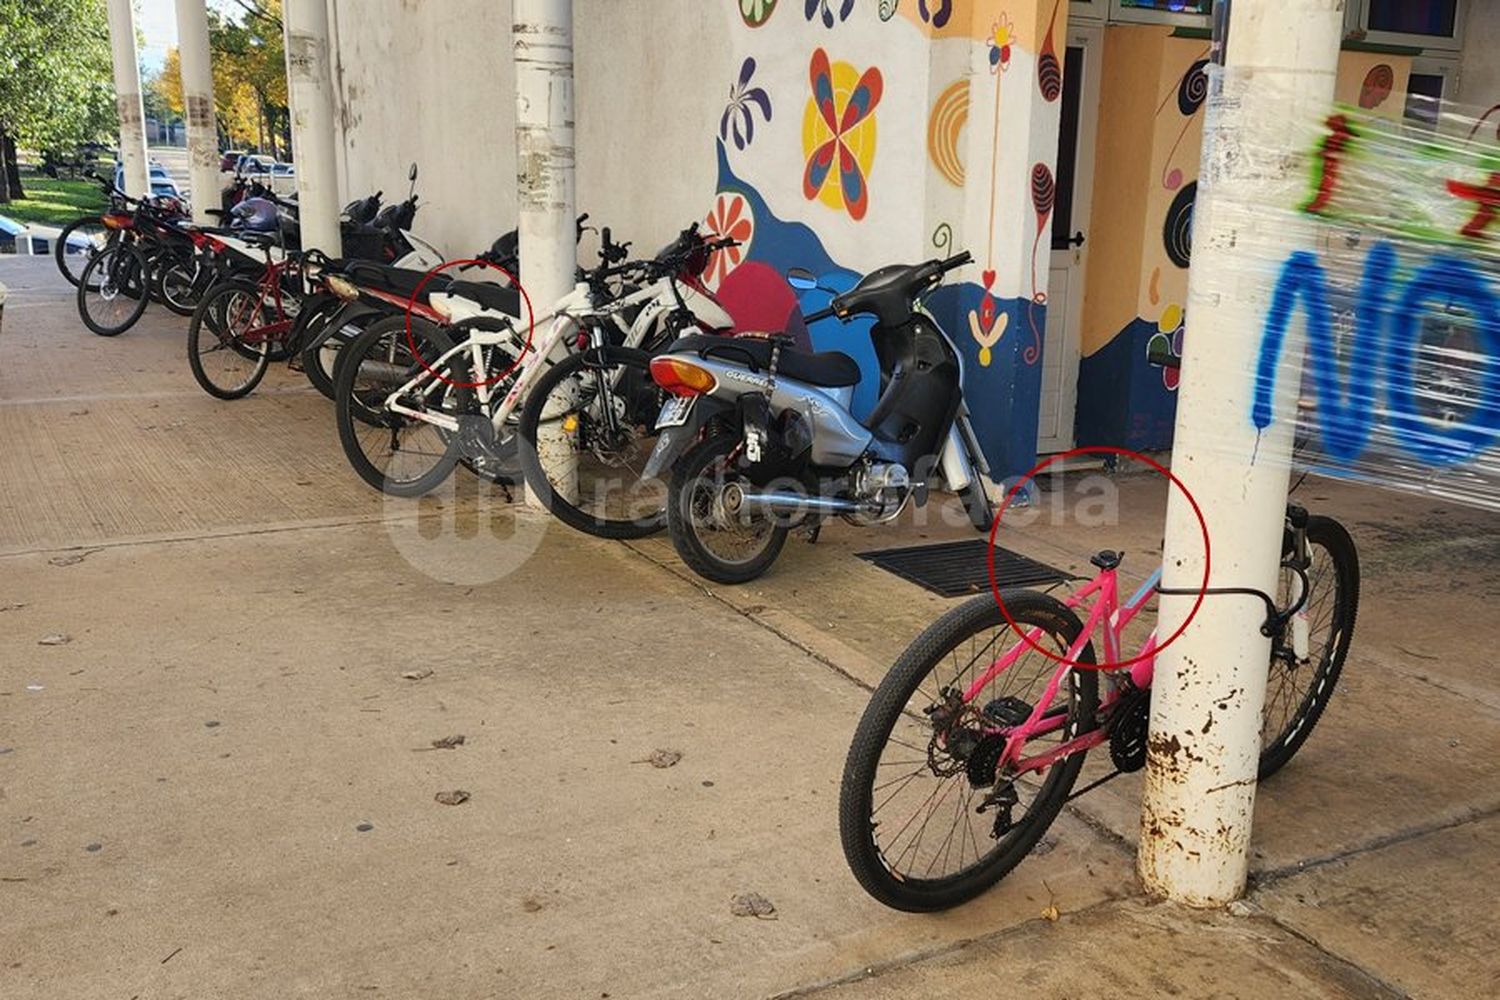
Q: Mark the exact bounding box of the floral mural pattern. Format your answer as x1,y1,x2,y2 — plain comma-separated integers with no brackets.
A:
721,57,772,151
740,0,777,27
805,0,854,28
801,48,883,222
918,0,952,29
704,192,755,288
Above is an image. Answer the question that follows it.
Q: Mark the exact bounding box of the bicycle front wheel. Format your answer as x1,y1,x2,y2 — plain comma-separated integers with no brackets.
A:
76,243,149,336
840,591,1099,912
187,280,274,399
1259,515,1359,779
518,346,669,539
334,316,464,497
154,247,208,316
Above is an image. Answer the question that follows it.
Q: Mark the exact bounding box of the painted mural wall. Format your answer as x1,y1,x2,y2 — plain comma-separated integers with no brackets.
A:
706,0,1069,480
326,0,1070,482
1073,24,1412,453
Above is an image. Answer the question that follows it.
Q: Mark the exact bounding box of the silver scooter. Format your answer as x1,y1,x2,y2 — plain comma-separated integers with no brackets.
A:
642,249,994,584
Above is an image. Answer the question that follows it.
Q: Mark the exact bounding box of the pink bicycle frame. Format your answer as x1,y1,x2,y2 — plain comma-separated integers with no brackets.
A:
960,564,1164,778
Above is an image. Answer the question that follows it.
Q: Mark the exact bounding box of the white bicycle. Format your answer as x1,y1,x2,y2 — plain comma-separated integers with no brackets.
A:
333,225,737,498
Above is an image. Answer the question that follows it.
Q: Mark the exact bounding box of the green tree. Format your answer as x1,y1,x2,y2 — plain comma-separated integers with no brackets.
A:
0,0,115,203
209,0,288,158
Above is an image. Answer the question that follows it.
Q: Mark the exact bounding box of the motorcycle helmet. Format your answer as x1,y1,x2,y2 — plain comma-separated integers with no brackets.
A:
230,197,280,233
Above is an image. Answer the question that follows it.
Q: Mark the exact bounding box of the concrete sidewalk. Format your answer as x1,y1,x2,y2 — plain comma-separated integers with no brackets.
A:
2,255,1497,998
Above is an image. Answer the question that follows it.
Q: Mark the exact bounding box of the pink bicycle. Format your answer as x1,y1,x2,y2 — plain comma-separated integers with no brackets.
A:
838,504,1358,911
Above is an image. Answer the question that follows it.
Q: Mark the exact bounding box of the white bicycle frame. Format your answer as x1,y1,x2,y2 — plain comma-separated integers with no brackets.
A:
381,273,690,434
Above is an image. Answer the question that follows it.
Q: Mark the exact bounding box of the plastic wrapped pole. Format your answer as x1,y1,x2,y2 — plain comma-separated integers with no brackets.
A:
104,0,149,199
514,0,578,508
174,0,219,225
1138,0,1343,906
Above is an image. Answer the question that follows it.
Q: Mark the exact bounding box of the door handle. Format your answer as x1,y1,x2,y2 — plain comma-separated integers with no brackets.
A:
1067,231,1086,248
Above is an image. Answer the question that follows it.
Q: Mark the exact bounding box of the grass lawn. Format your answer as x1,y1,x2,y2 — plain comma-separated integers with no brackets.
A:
0,171,108,228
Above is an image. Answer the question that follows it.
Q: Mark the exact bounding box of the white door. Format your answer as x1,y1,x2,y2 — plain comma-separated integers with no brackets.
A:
1037,25,1102,454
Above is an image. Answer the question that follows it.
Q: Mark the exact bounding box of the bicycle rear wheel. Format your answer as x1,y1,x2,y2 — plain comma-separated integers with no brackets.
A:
1259,515,1359,779
187,280,274,399
518,346,669,539
76,243,149,336
334,316,464,497
54,216,110,287
840,591,1098,912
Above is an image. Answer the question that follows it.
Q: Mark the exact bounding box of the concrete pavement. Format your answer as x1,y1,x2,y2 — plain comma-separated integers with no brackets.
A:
2,255,1497,998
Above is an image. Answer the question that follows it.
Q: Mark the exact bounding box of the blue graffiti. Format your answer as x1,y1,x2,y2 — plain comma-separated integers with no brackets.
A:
1253,239,1500,467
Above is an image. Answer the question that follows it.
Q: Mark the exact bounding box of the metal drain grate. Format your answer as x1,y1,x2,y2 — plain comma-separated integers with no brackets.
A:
856,539,1075,598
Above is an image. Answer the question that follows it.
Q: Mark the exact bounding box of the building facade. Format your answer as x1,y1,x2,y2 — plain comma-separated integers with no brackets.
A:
320,0,1484,483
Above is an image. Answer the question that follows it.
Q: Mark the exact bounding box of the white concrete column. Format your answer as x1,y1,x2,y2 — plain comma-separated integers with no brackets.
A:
104,0,150,198
174,0,219,223
1139,0,1344,906
514,0,577,508
282,0,342,254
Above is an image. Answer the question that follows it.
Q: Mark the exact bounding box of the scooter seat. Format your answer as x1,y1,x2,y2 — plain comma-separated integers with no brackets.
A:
446,280,520,315
343,261,450,298
672,334,860,388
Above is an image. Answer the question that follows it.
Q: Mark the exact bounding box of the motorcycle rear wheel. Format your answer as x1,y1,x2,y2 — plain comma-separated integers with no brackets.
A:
666,433,787,584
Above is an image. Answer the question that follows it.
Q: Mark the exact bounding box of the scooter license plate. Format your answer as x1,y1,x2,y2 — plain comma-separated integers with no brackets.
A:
655,396,695,429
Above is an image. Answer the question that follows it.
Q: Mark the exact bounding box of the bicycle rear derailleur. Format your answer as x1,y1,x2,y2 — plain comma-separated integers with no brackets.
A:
976,781,1019,839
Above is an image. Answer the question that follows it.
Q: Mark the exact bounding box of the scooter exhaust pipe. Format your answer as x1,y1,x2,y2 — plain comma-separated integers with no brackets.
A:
721,483,865,518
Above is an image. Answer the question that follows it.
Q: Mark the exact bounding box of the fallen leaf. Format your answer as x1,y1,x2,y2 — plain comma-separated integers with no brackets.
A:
0,603,25,613
37,634,71,646
434,790,471,806
521,898,544,912
1041,880,1060,922
632,749,682,768
401,669,434,681
729,892,776,919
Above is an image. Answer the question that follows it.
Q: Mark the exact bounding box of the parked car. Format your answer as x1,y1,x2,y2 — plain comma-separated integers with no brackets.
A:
114,164,182,201
220,149,246,171
235,156,296,196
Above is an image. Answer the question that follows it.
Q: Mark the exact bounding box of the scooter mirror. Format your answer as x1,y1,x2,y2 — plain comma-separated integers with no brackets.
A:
408,162,418,182
786,267,819,291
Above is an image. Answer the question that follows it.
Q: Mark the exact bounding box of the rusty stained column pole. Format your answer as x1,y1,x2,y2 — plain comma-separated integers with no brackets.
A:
282,0,343,255
514,0,578,508
1139,0,1344,906
174,0,219,223
104,0,150,198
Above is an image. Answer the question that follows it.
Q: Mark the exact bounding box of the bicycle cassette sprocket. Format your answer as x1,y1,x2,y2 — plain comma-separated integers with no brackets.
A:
966,733,1008,787
1108,687,1152,773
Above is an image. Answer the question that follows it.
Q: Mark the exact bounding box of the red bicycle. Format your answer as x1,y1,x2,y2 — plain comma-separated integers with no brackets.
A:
186,236,315,399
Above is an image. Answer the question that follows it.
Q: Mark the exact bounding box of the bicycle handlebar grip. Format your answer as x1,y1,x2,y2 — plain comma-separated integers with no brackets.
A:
943,250,973,270
803,306,835,323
